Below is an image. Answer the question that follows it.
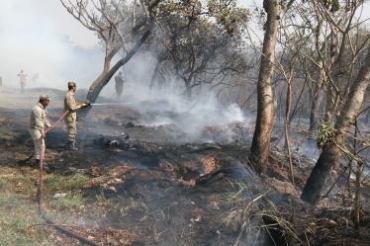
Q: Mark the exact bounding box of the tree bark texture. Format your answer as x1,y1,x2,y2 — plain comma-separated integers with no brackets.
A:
301,46,370,205
309,68,325,132
250,0,280,173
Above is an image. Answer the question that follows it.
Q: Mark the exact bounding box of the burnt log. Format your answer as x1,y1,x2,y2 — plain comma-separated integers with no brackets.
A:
196,158,254,185
93,133,130,150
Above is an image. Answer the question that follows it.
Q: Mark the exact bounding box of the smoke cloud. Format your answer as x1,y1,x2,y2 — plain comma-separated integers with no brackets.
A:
0,0,251,144
0,0,102,90
98,52,252,143
131,85,248,143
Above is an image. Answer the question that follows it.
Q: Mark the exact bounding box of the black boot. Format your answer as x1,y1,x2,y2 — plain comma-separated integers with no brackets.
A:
66,141,78,151
35,159,50,172
73,142,79,150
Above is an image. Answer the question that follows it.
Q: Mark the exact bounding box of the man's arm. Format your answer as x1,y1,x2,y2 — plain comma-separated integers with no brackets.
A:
66,94,89,110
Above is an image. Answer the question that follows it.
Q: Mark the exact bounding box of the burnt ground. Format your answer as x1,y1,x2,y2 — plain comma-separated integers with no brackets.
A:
1,88,370,245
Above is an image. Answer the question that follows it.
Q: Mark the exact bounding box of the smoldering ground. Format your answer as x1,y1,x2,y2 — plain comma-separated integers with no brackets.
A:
103,81,252,143
0,28,280,242
2,52,366,245
0,84,277,246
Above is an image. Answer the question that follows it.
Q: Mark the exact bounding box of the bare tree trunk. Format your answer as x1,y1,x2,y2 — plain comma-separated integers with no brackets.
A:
301,46,370,205
77,30,152,119
284,81,292,150
86,30,151,104
149,60,161,88
324,85,340,122
309,69,325,132
284,80,295,183
185,79,192,99
250,0,280,173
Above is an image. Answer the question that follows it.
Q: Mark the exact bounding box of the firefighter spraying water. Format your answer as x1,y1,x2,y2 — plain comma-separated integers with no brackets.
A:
64,81,91,150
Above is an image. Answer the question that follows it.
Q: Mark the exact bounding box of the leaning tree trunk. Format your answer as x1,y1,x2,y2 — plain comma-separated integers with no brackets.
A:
77,30,151,119
249,0,280,173
184,79,192,99
87,30,151,104
301,46,370,205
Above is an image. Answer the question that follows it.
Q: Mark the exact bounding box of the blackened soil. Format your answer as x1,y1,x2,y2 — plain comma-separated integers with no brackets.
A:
1,89,370,245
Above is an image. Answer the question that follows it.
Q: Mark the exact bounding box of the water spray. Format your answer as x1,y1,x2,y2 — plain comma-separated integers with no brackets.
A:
90,102,131,106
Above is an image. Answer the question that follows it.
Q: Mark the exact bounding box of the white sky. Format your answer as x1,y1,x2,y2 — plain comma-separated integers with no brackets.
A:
0,0,369,90
0,0,101,90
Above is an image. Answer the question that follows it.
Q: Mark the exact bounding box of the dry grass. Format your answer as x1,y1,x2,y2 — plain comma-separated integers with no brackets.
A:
0,165,137,245
0,169,60,245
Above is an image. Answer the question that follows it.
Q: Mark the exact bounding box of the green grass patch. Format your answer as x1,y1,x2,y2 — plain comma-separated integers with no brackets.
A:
44,173,89,192
0,174,36,197
44,174,90,211
49,192,85,211
0,127,19,141
0,170,95,245
0,189,58,245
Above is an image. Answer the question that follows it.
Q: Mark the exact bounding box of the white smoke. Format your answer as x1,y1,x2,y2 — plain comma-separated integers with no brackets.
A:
110,54,251,143
0,0,102,90
0,0,252,144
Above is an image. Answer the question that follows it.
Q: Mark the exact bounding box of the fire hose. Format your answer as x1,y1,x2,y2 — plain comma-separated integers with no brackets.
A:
36,109,99,245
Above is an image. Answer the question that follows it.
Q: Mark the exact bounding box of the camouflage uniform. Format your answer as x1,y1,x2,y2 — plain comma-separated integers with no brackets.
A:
64,82,88,150
29,96,51,161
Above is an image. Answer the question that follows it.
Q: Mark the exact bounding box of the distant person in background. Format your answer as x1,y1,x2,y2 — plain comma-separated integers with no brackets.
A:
17,69,27,93
29,95,52,167
114,71,125,99
0,76,2,87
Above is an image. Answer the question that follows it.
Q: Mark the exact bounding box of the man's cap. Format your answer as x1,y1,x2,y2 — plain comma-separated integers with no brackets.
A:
39,95,50,101
68,81,77,87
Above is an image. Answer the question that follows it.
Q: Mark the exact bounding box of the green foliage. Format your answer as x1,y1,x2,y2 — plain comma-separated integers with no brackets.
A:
153,0,249,97
277,0,341,12
157,0,249,39
208,0,249,37
317,121,335,149
321,0,340,12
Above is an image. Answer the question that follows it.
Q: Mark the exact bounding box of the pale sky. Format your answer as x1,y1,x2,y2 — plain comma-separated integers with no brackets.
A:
0,0,101,90
0,0,369,90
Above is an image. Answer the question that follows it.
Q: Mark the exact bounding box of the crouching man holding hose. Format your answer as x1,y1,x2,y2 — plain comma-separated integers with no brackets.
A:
64,81,90,151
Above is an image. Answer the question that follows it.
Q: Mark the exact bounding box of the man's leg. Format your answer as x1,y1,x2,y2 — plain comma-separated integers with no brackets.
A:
30,130,41,160
33,138,41,161
29,130,47,167
66,118,78,150
39,138,46,161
